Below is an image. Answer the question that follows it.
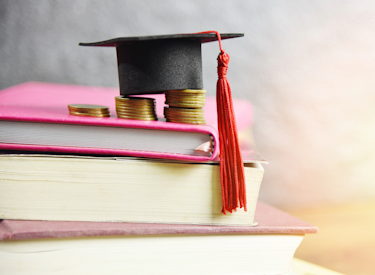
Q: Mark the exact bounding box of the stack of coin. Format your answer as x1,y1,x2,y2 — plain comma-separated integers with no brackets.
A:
164,89,206,124
165,89,206,108
68,104,110,117
164,106,205,124
115,96,157,121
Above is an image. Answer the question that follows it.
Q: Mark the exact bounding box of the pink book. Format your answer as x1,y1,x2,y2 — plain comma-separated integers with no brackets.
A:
0,82,256,162
0,201,318,241
0,202,318,275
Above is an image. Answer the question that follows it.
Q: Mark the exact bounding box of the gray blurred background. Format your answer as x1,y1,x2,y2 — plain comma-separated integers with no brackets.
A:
1,0,375,210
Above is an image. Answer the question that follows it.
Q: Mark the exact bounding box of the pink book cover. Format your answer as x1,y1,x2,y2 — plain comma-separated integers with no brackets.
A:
0,201,318,241
0,82,257,162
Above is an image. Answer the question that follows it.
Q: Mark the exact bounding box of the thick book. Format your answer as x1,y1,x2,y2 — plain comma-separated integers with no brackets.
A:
0,202,318,275
0,154,264,225
0,82,257,162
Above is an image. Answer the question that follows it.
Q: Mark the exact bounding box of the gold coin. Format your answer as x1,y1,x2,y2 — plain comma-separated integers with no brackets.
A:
167,121,206,125
166,93,205,98
166,92,205,97
116,109,156,116
166,99,205,104
70,111,111,116
116,104,155,109
68,107,109,112
69,109,111,115
165,115,204,121
116,112,157,119
115,99,155,104
116,114,157,120
68,107,110,111
117,116,157,121
115,105,155,112
167,117,206,122
115,101,155,108
68,104,110,115
117,115,157,121
166,119,206,125
166,94,205,100
118,117,157,121
116,103,155,109
115,96,155,104
166,98,205,104
115,96,155,101
165,112,204,117
69,111,111,117
167,100,203,104
164,107,204,114
116,106,155,113
166,115,206,121
116,106,155,114
166,119,206,124
166,101,205,108
116,113,156,118
165,110,204,117
68,104,109,110
166,89,206,95
164,113,204,118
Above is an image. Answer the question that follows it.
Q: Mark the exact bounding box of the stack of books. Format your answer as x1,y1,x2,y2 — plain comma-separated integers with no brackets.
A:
0,82,318,275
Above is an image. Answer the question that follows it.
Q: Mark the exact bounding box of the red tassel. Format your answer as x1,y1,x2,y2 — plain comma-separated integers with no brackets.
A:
197,31,247,214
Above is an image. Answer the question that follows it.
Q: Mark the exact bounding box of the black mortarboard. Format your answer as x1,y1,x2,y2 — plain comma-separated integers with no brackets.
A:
79,33,243,96
80,31,247,215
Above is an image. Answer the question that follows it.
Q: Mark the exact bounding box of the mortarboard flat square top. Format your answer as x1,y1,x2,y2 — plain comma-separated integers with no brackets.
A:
80,33,244,96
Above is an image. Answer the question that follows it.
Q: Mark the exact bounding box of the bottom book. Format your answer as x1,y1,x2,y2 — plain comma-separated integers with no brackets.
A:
0,202,318,275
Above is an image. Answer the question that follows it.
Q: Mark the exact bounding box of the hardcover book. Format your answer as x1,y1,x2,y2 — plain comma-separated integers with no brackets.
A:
0,82,258,162
0,202,318,275
0,154,264,225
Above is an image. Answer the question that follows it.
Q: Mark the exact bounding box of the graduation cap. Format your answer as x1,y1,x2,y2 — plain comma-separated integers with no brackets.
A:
79,32,243,96
80,31,246,214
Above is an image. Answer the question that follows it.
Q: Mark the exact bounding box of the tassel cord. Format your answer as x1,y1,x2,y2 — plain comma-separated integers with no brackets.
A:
219,78,239,211
217,51,247,212
195,30,247,214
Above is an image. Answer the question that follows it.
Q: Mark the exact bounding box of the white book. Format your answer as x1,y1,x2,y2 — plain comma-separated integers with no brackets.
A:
0,154,264,225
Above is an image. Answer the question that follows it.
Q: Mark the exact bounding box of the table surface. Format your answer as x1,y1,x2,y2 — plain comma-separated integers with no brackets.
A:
289,202,375,275
292,258,346,275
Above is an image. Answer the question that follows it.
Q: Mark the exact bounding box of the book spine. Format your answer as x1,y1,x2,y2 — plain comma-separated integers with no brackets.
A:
0,222,12,240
